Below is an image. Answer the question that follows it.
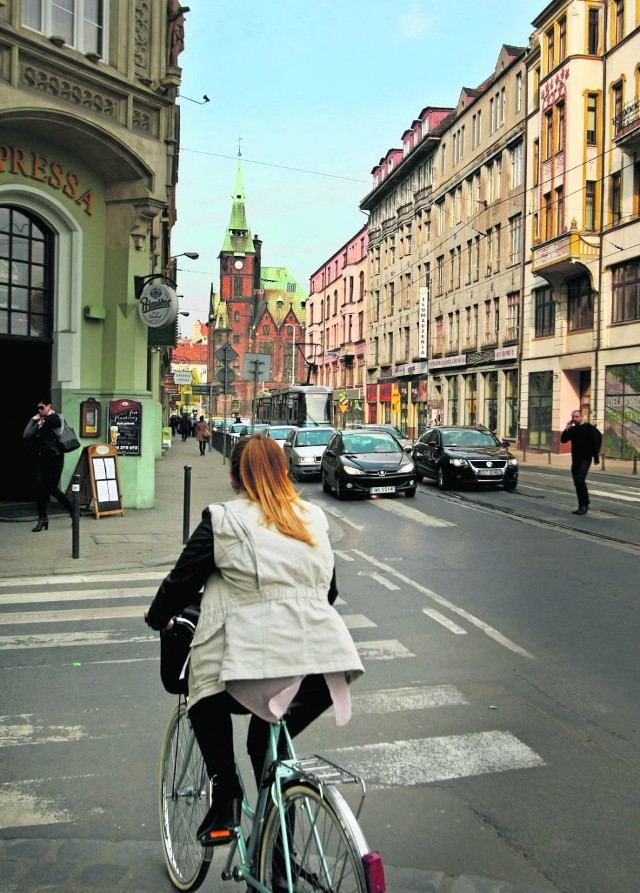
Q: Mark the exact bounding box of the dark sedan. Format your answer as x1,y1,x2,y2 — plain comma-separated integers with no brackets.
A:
411,425,518,491
321,430,417,499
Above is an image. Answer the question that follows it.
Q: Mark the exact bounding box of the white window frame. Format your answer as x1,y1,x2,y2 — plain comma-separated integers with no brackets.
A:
22,0,107,59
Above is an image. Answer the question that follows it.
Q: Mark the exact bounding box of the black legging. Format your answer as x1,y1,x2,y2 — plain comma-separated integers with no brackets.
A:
34,451,73,518
188,674,333,799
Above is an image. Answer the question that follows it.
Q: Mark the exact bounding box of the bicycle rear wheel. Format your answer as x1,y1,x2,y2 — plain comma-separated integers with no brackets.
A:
159,702,212,891
257,781,369,893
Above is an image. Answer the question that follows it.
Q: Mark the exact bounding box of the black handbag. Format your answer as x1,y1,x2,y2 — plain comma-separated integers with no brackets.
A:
159,604,201,695
56,416,81,453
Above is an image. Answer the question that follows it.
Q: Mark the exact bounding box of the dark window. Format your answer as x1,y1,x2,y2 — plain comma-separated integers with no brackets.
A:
588,8,599,53
0,206,53,340
585,181,596,231
586,94,598,145
528,371,553,448
612,260,640,323
534,287,555,337
233,276,243,297
567,276,594,331
611,172,622,225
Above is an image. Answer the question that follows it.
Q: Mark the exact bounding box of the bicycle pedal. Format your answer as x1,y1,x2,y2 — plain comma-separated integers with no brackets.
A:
200,826,237,847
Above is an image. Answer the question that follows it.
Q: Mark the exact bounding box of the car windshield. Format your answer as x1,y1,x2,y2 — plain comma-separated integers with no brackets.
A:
295,430,334,447
342,433,400,454
268,427,295,440
442,429,499,448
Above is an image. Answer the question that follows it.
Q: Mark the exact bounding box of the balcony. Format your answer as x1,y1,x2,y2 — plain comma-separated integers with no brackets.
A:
613,97,640,154
531,222,599,286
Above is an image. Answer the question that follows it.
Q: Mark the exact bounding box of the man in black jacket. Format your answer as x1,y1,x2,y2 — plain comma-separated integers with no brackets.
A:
560,410,602,515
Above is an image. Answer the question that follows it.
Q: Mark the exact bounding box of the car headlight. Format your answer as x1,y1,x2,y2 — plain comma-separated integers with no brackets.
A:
343,464,365,475
450,457,468,467
508,458,518,467
298,456,315,464
400,458,415,471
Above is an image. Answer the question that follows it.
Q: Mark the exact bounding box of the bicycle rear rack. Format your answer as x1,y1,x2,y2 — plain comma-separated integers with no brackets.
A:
288,755,367,818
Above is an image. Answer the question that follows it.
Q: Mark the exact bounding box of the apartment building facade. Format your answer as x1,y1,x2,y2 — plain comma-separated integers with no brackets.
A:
360,47,528,442
522,0,640,458
307,224,368,426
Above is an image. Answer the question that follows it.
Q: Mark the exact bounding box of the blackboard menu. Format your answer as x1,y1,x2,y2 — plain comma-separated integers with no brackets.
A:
108,399,142,456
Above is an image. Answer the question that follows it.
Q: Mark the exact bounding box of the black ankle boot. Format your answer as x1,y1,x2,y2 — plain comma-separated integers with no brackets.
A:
32,517,49,532
197,797,241,846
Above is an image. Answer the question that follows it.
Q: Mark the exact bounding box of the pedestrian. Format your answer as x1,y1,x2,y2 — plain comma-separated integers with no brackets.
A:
234,415,241,424
144,434,363,845
22,399,74,532
169,413,179,437
179,413,191,442
194,415,210,455
560,409,602,515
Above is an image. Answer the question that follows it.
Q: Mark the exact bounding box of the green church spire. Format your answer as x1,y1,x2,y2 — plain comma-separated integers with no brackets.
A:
221,148,254,255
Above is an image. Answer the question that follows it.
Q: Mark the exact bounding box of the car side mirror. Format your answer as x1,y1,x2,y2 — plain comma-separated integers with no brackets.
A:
404,445,412,453
502,439,511,447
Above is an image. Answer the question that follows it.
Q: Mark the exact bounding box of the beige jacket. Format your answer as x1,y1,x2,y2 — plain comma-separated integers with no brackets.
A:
188,495,364,707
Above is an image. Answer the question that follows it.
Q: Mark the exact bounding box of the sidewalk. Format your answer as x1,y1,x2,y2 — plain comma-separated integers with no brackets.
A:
0,437,234,580
0,437,636,580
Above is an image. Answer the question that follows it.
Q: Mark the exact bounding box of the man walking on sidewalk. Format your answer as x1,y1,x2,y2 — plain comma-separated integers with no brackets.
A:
560,410,602,515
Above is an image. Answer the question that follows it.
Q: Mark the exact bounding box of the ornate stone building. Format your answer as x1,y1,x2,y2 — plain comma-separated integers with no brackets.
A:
0,0,185,505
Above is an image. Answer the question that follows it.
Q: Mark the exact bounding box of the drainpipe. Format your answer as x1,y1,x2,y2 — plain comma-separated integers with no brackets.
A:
594,5,609,458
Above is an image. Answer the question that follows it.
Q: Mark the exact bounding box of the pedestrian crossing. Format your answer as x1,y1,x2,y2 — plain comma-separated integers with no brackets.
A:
0,564,546,833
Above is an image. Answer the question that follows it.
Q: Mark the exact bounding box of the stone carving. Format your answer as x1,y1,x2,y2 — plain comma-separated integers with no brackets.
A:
21,64,117,117
134,1,151,73
167,1,189,69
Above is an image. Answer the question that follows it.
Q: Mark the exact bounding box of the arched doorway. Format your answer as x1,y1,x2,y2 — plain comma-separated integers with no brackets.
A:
1,205,55,500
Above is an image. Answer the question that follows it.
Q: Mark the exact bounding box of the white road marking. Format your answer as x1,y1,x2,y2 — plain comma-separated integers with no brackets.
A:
423,608,467,634
331,730,545,785
0,605,149,625
0,587,156,606
342,614,377,629
0,570,163,590
352,549,534,660
0,630,155,650
358,571,400,591
322,505,366,530
589,488,640,503
355,639,415,660
333,550,355,561
0,715,87,747
0,787,71,828
374,499,455,527
351,685,469,713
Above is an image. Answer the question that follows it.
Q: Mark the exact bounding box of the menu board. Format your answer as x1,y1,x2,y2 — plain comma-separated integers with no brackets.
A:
67,444,124,518
107,398,142,456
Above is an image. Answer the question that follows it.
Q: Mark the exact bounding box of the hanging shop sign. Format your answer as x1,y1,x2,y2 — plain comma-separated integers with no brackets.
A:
138,282,178,328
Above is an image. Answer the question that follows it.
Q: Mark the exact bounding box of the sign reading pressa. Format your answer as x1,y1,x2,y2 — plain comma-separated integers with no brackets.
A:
138,283,179,328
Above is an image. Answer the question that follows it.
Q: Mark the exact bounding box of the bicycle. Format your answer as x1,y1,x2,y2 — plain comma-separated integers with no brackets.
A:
159,695,385,893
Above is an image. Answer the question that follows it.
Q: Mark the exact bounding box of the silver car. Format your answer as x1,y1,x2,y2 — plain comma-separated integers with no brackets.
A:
283,427,336,481
355,423,413,451
266,425,298,448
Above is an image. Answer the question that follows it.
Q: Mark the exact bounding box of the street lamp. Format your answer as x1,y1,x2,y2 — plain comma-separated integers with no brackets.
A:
171,251,199,261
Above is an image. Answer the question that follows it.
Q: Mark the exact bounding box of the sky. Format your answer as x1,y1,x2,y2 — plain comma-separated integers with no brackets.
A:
171,0,544,330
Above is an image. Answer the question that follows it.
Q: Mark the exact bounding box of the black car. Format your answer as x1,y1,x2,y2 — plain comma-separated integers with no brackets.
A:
321,429,417,499
411,425,518,491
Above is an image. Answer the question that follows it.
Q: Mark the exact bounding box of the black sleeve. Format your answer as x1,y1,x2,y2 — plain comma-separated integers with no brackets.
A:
328,566,338,605
560,428,572,444
146,508,216,630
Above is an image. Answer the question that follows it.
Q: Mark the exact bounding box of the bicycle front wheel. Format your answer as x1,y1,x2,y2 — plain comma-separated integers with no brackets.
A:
159,702,212,891
258,781,369,893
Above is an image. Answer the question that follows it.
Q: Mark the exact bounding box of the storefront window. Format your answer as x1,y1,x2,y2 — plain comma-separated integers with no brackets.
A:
504,370,518,439
0,207,53,340
604,364,640,459
483,371,498,431
527,371,553,448
464,373,477,426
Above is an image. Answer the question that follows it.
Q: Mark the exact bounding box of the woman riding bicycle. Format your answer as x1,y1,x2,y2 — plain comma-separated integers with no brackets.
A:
145,434,364,845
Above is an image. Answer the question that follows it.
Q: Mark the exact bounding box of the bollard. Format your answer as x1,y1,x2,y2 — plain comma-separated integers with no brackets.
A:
547,449,552,464
182,465,192,544
600,452,606,471
71,473,81,559
633,456,638,475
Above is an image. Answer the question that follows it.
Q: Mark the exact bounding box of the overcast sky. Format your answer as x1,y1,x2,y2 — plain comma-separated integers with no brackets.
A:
171,0,544,330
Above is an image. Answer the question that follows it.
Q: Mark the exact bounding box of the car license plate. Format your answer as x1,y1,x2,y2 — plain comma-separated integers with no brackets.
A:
477,468,503,476
370,485,396,494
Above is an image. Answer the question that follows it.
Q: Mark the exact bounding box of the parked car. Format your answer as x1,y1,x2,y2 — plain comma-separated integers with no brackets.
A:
283,427,336,480
354,423,413,451
411,425,518,491
266,425,298,447
321,429,417,499
229,422,269,437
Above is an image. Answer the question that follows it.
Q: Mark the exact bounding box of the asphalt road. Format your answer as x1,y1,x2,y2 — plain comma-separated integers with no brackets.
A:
1,465,639,893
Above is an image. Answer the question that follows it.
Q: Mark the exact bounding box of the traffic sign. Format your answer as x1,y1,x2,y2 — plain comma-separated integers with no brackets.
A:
217,367,235,384
215,344,238,362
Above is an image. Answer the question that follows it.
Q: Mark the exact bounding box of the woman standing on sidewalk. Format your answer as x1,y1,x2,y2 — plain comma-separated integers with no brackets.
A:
22,399,73,532
194,415,210,456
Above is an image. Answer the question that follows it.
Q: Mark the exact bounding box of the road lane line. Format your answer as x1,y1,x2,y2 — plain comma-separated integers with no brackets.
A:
354,639,415,660
374,499,455,527
342,613,377,629
0,715,87,747
0,787,71,828
0,570,163,590
333,550,355,561
0,587,157,606
423,608,467,634
0,630,155,650
350,684,469,713
358,571,400,591
589,488,640,503
352,549,534,660
330,730,545,785
0,605,149,624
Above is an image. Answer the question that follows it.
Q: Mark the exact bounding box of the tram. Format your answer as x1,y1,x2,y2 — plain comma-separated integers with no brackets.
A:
254,385,333,428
